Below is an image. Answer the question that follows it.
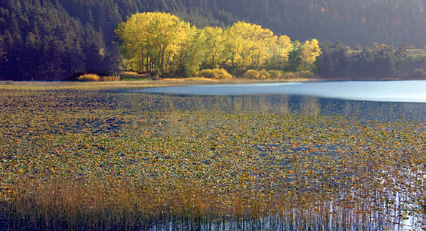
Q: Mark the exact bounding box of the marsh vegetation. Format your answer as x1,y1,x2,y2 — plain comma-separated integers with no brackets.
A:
0,82,424,230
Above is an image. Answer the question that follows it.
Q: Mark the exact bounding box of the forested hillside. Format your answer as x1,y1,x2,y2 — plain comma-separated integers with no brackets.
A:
0,0,424,80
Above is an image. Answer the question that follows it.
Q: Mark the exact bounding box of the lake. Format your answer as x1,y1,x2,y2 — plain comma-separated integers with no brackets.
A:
127,80,425,230
2,81,423,230
129,81,425,122
134,80,426,103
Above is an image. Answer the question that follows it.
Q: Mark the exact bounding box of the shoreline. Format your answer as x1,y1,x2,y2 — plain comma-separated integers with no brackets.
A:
1,76,425,90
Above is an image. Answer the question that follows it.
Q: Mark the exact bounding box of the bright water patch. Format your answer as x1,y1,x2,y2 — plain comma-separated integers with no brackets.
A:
134,81,426,103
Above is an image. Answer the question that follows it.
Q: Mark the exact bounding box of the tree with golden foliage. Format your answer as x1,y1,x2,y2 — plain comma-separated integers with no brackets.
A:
115,12,193,76
298,39,322,71
224,22,275,74
116,12,322,78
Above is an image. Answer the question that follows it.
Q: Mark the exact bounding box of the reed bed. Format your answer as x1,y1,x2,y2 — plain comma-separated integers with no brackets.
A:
0,84,424,230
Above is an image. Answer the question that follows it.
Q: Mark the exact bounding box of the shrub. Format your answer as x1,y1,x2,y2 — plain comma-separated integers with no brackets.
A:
266,70,295,79
414,68,426,76
267,70,314,79
243,70,314,80
77,74,100,81
77,74,120,81
280,72,296,79
267,70,284,79
242,69,270,79
259,69,270,79
199,68,232,79
297,70,314,78
243,70,260,79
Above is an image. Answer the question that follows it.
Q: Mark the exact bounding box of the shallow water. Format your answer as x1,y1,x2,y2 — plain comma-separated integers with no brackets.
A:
1,84,423,230
134,80,426,103
127,81,425,230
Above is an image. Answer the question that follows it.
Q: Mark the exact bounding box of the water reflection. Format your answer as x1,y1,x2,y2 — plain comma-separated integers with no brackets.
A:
120,93,425,121
115,91,424,230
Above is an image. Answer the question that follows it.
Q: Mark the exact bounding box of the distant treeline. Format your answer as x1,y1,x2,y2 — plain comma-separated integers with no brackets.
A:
0,0,424,80
318,41,426,79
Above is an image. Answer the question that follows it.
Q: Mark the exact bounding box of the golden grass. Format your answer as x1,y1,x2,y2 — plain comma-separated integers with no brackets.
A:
0,83,423,230
78,73,101,81
162,77,219,82
0,78,318,91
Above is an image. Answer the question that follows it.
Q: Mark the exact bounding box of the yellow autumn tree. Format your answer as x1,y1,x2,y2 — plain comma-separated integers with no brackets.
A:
115,12,193,76
199,27,227,69
224,22,275,74
115,12,322,78
115,13,151,72
169,23,198,77
268,35,293,69
298,39,322,71
174,26,226,77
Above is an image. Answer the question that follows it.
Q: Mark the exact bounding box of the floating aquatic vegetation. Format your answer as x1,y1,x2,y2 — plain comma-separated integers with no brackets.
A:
0,84,424,230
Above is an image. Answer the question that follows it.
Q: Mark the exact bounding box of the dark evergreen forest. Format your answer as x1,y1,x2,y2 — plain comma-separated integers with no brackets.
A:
0,0,425,80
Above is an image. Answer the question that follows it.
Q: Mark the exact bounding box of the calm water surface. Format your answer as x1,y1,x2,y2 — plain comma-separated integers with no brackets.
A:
130,81,425,120
135,80,426,103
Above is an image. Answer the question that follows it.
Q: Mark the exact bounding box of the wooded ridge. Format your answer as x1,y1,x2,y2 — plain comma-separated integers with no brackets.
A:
0,0,424,80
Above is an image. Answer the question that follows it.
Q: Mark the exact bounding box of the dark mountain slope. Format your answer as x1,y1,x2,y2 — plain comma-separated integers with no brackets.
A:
0,0,424,80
